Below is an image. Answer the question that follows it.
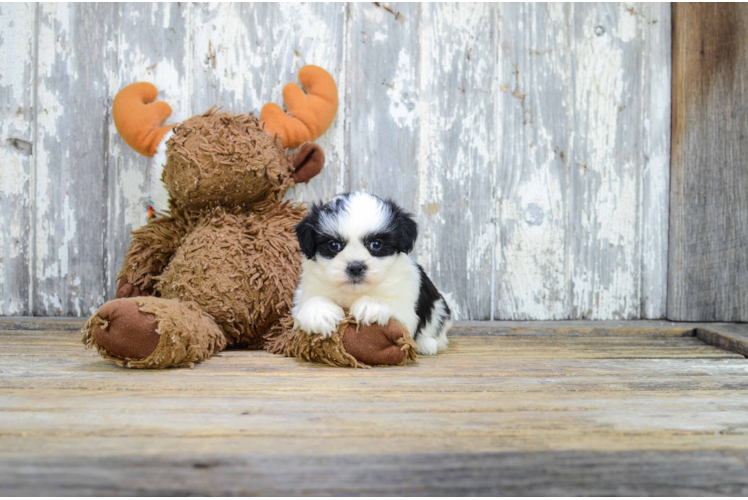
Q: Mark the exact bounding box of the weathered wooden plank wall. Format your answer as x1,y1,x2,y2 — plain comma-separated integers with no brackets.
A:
0,3,672,320
669,3,748,322
0,4,35,315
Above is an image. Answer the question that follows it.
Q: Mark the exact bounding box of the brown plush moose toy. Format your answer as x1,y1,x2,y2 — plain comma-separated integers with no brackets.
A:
82,65,417,369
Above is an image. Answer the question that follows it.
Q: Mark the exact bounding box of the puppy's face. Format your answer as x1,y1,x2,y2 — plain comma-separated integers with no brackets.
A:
296,192,417,290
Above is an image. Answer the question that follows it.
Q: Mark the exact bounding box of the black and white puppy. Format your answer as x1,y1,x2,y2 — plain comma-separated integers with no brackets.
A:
293,192,451,355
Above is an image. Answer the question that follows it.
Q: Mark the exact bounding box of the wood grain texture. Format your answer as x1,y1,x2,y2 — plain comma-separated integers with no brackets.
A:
416,4,497,320
639,3,672,319
494,3,573,320
450,319,697,337
3,450,748,496
669,3,748,321
494,3,671,320
568,4,643,320
346,2,421,211
33,3,115,315
696,324,748,357
0,4,36,315
0,316,85,331
1,324,747,495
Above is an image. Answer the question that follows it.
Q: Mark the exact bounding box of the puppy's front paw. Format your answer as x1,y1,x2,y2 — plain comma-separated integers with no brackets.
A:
294,298,345,338
416,336,439,355
350,296,392,326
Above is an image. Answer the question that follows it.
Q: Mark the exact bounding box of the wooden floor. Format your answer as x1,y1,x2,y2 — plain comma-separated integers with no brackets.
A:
2,319,748,495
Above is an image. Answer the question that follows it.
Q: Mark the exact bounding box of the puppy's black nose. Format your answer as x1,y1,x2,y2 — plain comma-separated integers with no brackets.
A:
346,261,367,277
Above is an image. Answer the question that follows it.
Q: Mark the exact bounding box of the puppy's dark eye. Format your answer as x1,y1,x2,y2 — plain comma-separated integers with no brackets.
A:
328,241,342,252
368,240,382,251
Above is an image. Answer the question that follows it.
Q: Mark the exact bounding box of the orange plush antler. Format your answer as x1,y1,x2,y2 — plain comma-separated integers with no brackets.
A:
112,82,174,157
260,65,338,149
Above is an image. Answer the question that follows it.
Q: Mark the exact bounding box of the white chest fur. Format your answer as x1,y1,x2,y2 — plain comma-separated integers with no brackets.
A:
294,254,421,335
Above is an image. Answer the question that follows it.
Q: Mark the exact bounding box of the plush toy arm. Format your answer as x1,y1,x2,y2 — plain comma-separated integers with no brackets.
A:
113,82,174,157
260,65,338,149
116,211,194,294
267,315,417,368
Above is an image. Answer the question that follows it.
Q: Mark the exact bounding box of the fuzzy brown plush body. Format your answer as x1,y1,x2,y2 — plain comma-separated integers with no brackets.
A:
83,109,417,369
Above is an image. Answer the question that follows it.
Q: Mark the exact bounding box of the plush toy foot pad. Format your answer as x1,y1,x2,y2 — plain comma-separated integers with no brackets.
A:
342,319,417,366
91,299,160,360
83,297,227,369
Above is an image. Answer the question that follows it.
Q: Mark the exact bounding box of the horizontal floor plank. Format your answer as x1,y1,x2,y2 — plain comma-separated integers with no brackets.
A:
3,450,748,496
697,324,748,357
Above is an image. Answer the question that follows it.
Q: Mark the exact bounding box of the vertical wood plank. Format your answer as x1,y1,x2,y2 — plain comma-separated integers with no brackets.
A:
639,3,671,319
346,3,421,213
494,3,671,320
190,3,347,204
494,3,573,320
570,3,671,320
669,4,748,321
417,3,497,320
0,4,36,315
104,3,191,299
34,3,114,315
568,3,646,320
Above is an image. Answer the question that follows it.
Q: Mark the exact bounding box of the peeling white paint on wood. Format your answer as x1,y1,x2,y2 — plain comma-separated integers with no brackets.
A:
495,3,573,320
494,3,671,320
0,3,672,319
34,3,114,315
417,3,497,320
638,3,671,319
568,4,642,321
0,3,35,315
347,3,421,213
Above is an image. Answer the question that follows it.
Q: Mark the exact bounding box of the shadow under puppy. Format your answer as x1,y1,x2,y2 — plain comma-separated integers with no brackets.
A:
293,192,452,355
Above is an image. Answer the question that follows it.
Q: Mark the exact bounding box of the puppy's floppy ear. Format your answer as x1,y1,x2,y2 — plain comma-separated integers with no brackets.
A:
296,204,321,259
387,200,418,254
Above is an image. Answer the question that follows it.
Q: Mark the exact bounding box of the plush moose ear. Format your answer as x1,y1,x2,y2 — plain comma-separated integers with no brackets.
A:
291,143,325,184
112,82,175,157
387,200,418,254
260,65,338,149
295,204,322,259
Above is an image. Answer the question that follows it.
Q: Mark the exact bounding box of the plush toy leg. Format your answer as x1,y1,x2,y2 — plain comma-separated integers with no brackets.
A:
267,316,418,368
82,297,227,369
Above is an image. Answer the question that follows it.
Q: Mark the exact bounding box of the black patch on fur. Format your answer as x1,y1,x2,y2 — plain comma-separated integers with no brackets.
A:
295,203,322,259
296,198,349,260
315,236,346,259
383,199,418,254
363,231,399,257
414,264,450,340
